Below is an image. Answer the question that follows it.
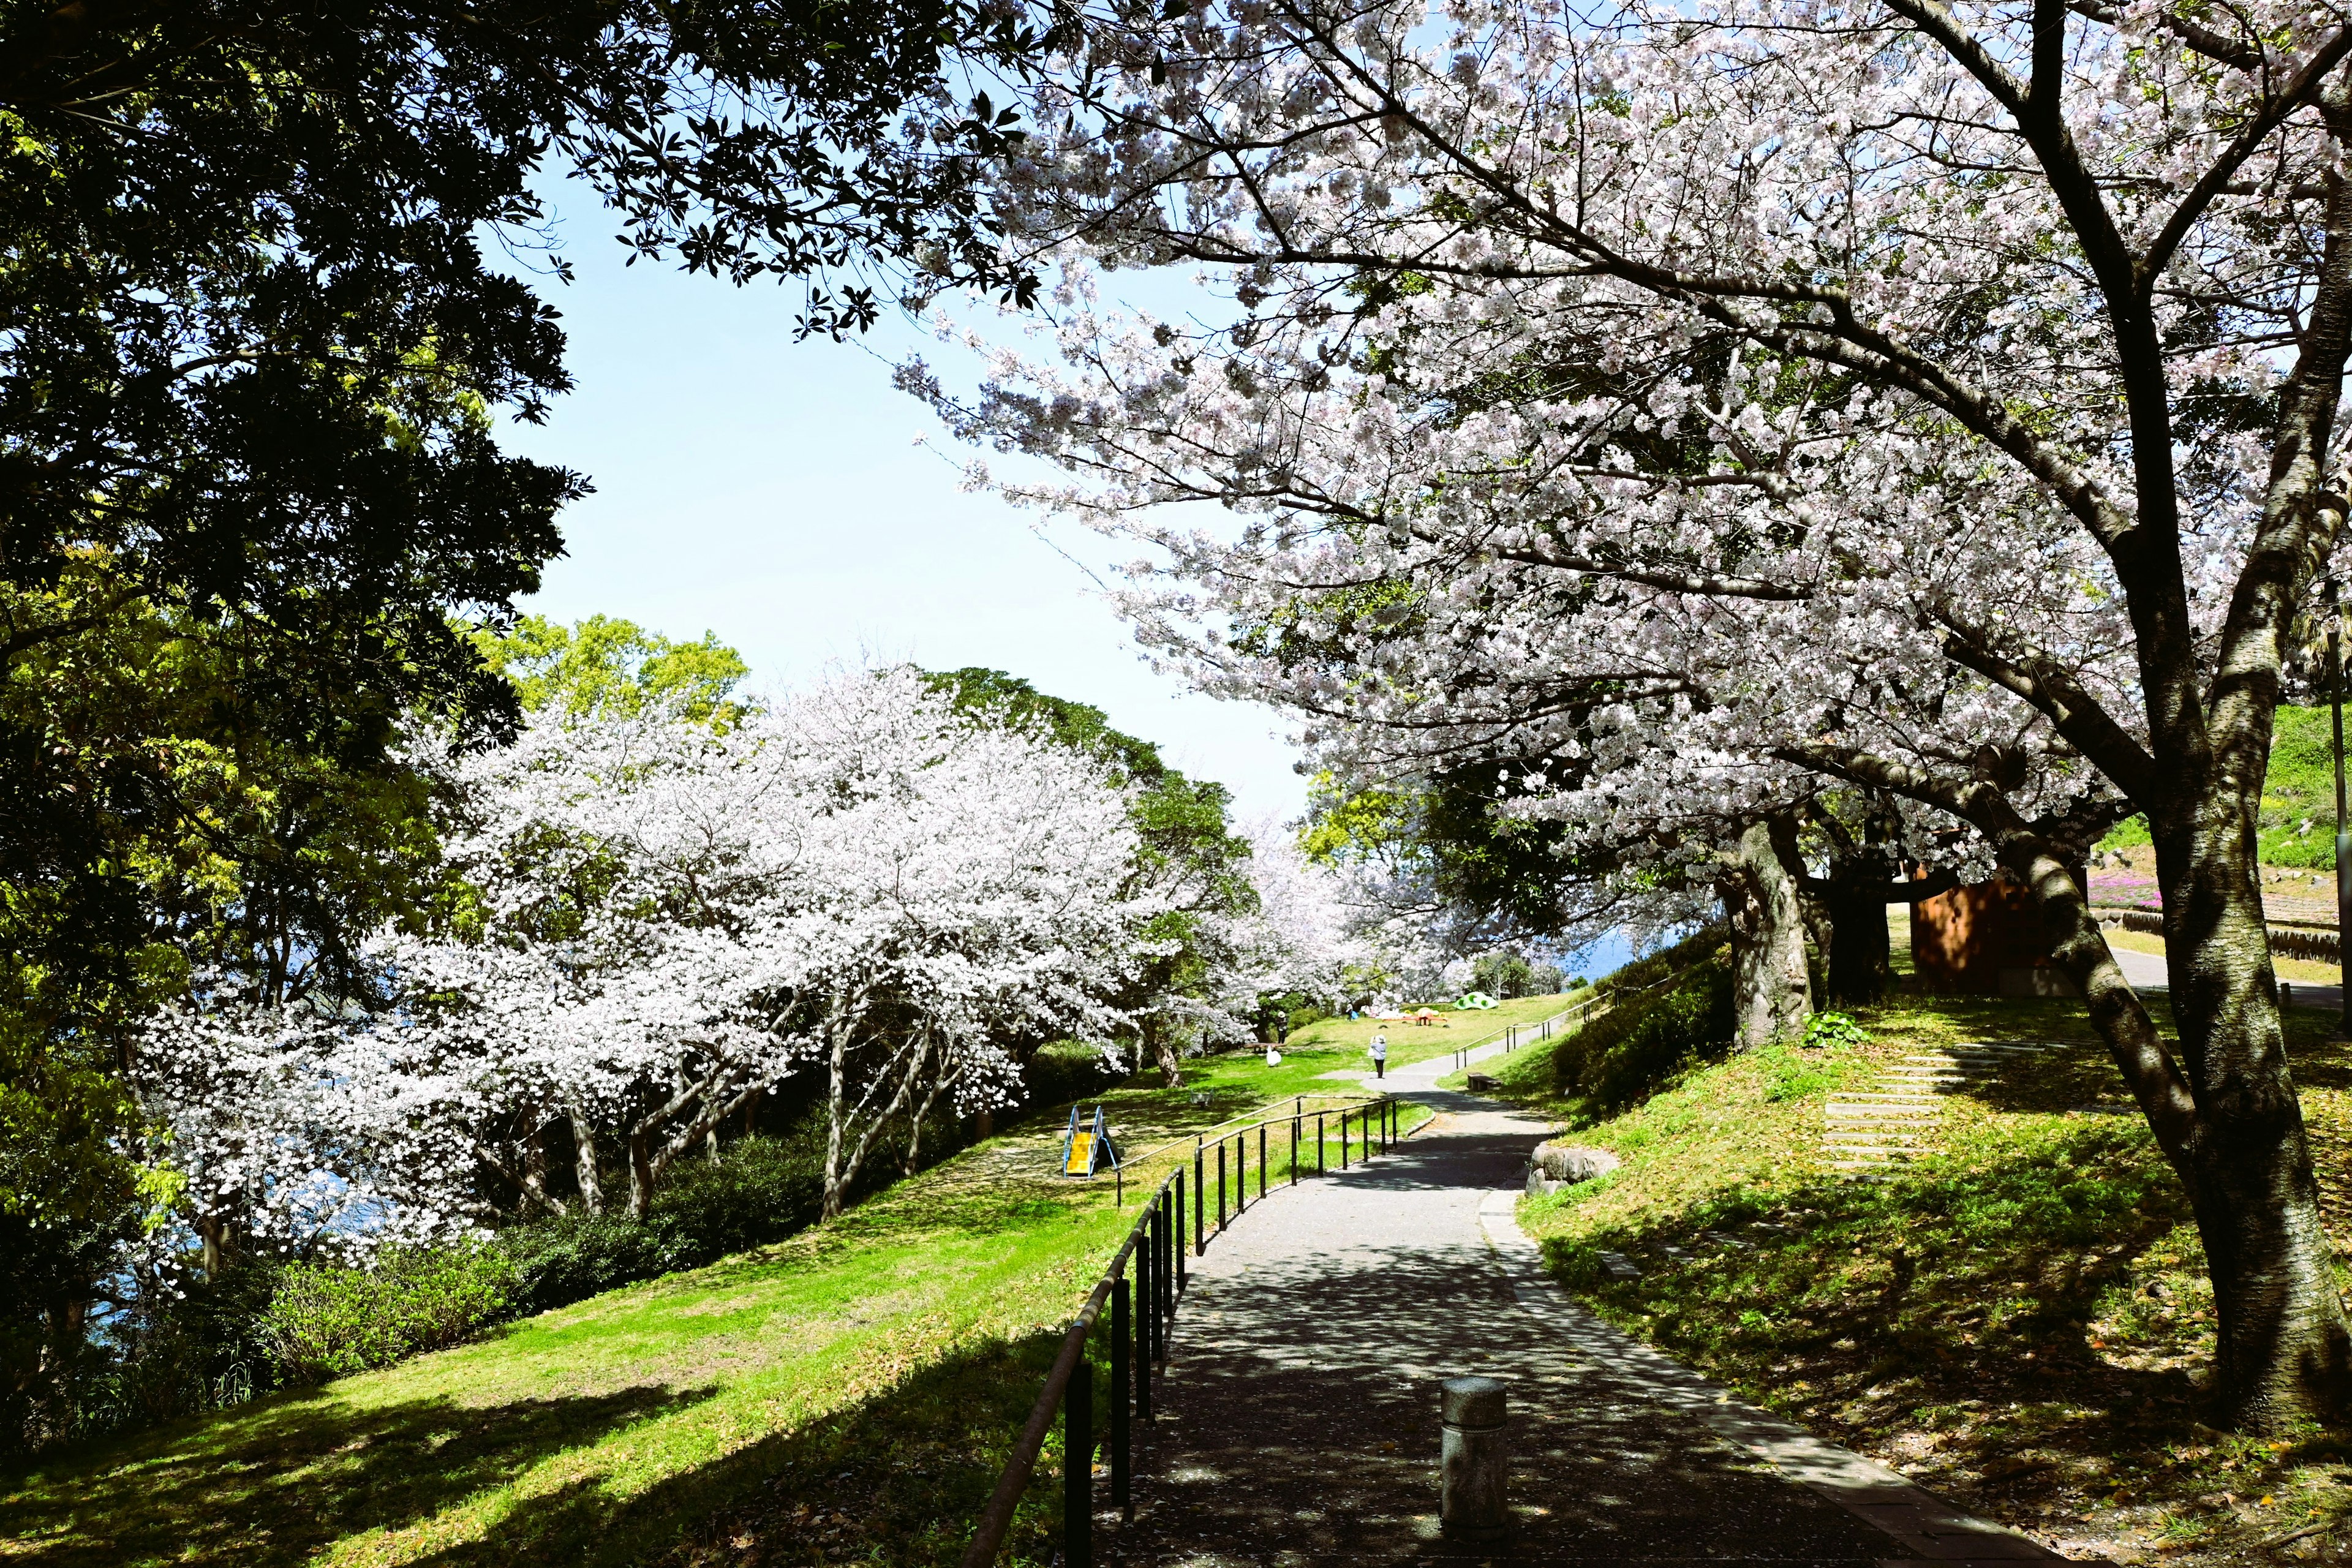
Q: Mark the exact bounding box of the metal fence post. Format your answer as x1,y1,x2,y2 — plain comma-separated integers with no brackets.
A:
1136,1239,1153,1416
1065,1355,1093,1568
1291,1115,1299,1185
1150,1199,1164,1344
1216,1139,1226,1229
1343,1107,1351,1167
1257,1123,1267,1197
1192,1148,1204,1256
1317,1112,1325,1174
1111,1276,1130,1513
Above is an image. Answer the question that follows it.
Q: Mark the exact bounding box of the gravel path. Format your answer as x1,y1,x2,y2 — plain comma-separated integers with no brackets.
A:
1110,1085,2078,1567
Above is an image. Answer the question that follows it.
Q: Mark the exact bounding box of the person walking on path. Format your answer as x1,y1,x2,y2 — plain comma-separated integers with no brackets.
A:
1369,1031,1388,1079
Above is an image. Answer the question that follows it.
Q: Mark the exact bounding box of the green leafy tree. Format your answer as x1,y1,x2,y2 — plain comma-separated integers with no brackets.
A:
0,0,1045,1451
479,615,750,722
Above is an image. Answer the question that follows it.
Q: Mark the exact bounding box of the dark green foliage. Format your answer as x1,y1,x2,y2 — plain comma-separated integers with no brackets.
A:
1473,950,1536,998
1471,949,1565,999
498,1134,830,1315
1023,1041,1126,1114
1,0,1058,1455
1553,940,1734,1115
260,1244,519,1385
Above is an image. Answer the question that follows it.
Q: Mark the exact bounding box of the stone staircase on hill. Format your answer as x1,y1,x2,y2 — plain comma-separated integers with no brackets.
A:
1822,1042,2061,1176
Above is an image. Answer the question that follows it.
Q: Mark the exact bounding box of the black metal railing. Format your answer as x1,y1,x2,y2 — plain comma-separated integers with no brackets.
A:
957,1093,1403,1568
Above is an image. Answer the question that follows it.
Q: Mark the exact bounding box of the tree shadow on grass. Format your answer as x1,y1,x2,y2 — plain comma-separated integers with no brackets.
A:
7,1329,1082,1568
468,1330,1075,1568
1,1379,720,1568
1533,1129,2337,1531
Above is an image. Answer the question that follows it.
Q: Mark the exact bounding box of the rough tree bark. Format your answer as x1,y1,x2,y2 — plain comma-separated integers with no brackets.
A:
1721,818,1814,1049
1145,1015,1185,1089
564,1096,605,1216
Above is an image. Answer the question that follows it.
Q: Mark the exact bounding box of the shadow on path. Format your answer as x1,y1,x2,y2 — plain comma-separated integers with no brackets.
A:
1114,1096,2054,1566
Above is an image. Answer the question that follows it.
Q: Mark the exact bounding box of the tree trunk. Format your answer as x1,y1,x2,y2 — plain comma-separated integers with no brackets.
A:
821,1025,850,1220
1821,850,1898,1005
626,1126,654,1219
1147,1017,1183,1089
565,1096,605,1216
2157,800,2351,1428
1722,818,1814,1049
2009,831,2350,1430
524,1120,551,1204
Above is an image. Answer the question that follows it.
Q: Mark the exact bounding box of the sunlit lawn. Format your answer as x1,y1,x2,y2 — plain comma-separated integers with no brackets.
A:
0,1139,1140,1568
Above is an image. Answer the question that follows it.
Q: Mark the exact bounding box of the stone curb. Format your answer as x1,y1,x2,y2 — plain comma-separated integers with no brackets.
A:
1476,1191,2109,1568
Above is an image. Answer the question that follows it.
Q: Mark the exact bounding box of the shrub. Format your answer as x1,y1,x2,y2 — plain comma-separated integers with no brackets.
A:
497,1130,831,1315
1802,1011,1871,1050
260,1241,518,1384
1591,927,1727,1003
1023,1039,1125,1110
1555,953,1735,1115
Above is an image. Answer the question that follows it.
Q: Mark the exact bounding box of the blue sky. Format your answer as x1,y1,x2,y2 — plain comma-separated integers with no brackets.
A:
492,194,1310,824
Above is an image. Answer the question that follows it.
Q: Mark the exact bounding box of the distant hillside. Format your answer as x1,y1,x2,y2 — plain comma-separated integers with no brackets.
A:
2102,704,2341,867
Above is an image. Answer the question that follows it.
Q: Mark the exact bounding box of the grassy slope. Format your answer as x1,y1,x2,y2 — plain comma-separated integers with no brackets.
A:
2105,703,2341,869
1,1147,1121,1567
1480,990,2352,1567
0,1039,1437,1568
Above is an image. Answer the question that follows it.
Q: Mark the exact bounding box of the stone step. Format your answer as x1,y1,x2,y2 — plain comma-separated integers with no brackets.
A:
1825,1109,1937,1121
1822,1132,1925,1144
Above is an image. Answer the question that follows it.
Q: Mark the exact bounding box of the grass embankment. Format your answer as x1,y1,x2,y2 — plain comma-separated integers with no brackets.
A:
0,1041,1423,1568
2101,703,2343,870
1480,993,2352,1567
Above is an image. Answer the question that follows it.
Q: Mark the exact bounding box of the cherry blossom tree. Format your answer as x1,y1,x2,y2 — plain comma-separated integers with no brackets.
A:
145,667,1155,1243
918,0,2352,1422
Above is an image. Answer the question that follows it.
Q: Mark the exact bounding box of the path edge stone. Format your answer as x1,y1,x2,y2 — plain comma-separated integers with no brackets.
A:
1476,1189,2111,1568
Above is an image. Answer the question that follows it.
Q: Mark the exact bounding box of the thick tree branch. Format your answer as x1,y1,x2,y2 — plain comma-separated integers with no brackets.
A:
1776,739,2200,1163
1922,607,2160,804
2139,32,2352,288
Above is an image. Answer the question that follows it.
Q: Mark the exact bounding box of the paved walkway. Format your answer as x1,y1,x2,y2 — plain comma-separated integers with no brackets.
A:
1112,1089,2076,1567
2109,944,2345,1018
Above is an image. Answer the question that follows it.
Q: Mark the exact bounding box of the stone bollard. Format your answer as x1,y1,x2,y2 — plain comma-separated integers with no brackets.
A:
1439,1376,1508,1539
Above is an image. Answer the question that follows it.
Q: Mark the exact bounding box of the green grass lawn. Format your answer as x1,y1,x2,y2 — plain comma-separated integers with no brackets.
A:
0,1151,1127,1567
0,1044,1431,1568
1485,989,2352,1568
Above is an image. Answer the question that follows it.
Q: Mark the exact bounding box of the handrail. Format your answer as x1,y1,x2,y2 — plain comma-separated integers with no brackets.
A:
1112,1090,1395,1176
959,1093,1405,1568
958,1166,1174,1568
1442,993,1607,1073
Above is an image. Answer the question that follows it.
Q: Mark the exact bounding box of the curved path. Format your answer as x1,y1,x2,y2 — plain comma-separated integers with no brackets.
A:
1110,1082,2081,1567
